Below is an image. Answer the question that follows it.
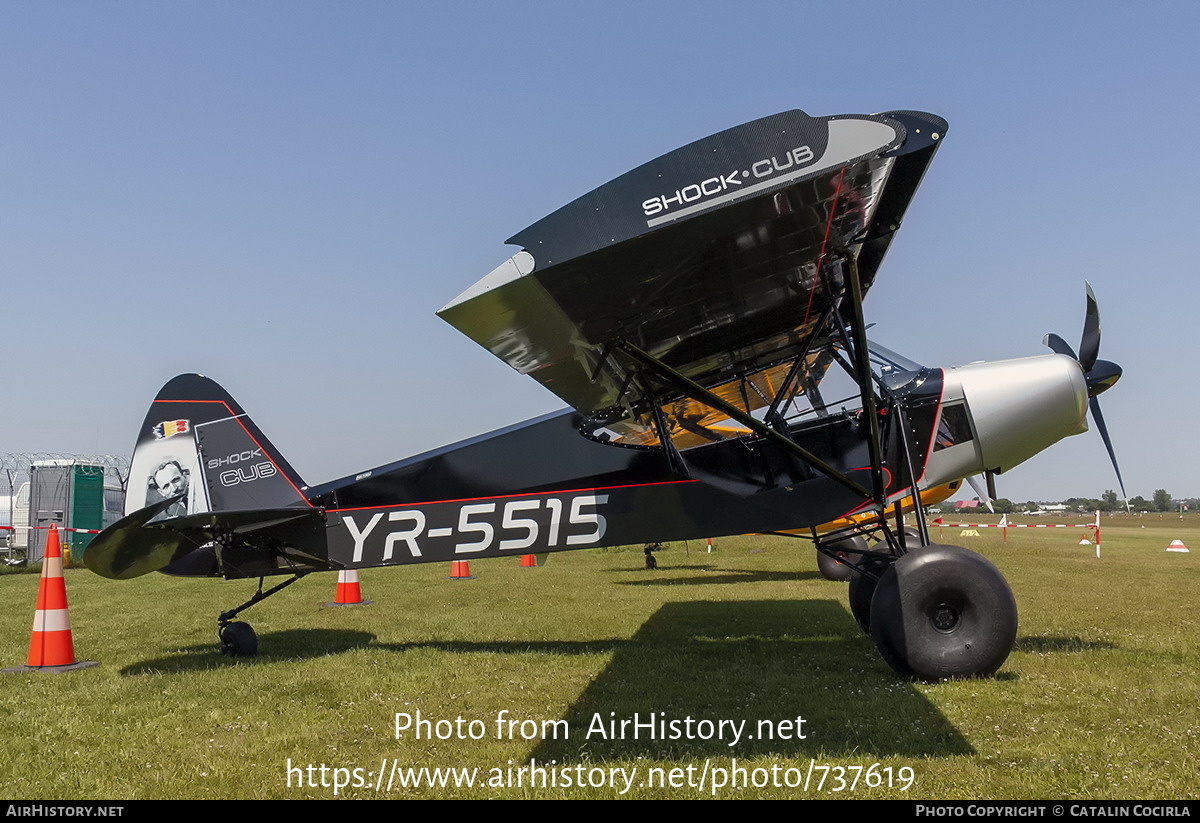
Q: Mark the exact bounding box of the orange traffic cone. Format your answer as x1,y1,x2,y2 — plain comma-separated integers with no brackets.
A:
1166,539,1190,553
3,525,98,673
450,560,474,579
322,569,372,607
519,554,537,568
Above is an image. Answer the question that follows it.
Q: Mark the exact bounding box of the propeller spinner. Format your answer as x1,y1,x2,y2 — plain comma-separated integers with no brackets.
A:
1043,283,1126,498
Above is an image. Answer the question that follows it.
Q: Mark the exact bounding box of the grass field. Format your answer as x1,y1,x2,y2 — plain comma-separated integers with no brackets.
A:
0,514,1196,799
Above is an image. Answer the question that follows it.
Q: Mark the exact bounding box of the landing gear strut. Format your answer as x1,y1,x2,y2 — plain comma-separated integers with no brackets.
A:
815,534,869,581
216,572,310,658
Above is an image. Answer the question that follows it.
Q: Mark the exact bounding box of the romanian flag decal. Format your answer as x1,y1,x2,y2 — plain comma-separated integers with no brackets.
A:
152,419,191,440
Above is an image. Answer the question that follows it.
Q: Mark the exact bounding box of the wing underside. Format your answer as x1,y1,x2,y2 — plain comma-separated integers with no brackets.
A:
440,109,947,450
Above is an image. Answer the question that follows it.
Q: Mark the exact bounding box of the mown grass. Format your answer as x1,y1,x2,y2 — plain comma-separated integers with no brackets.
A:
0,515,1196,799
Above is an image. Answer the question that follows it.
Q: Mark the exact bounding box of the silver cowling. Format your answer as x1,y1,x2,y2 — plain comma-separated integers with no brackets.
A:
949,354,1089,475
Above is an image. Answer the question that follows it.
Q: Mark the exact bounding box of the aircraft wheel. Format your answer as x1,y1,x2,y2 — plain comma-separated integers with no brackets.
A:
847,556,891,633
219,621,258,658
868,544,1017,680
901,525,924,548
816,534,868,581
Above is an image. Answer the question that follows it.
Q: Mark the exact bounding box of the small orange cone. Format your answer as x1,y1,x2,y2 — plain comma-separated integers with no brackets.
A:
1166,539,1190,553
335,570,363,603
3,525,98,674
519,554,537,568
322,569,372,607
450,560,474,579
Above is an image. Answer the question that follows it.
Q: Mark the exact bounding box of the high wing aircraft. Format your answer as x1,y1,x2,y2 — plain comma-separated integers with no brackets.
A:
85,108,1124,681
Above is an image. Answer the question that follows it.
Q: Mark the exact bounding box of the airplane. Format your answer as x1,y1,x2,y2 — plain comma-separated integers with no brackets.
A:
84,107,1124,681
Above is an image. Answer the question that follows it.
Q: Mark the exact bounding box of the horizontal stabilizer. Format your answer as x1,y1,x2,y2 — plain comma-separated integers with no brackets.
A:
85,496,205,580
85,501,330,580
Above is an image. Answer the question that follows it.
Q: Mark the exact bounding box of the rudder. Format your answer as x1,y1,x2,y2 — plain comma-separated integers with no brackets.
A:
128,374,311,517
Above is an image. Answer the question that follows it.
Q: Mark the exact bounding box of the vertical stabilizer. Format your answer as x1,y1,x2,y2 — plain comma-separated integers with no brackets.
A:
128,374,310,518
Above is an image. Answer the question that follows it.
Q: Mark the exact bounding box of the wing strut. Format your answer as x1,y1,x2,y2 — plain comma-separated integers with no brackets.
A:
762,307,837,427
640,376,688,476
612,341,872,500
826,279,933,550
842,255,890,511
892,403,931,551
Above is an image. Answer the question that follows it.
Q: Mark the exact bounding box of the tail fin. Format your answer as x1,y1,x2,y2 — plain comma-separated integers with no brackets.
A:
128,374,311,517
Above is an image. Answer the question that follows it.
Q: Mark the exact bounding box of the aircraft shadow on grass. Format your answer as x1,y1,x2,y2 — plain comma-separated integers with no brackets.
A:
1013,636,1119,654
361,598,975,757
120,600,973,755
119,629,377,675
598,563,720,573
611,568,825,586
522,599,976,760
118,606,1118,757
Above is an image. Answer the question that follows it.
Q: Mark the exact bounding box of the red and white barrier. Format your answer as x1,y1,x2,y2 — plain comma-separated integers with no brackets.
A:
933,513,1103,557
2,525,102,535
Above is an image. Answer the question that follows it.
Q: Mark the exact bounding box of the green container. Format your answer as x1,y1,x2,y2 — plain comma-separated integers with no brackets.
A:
66,466,104,559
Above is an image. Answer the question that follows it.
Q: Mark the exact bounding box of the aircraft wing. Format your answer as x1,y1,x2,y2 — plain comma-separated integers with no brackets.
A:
439,109,946,447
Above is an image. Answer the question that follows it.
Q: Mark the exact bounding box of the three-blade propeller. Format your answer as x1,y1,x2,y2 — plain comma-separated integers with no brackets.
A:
1043,283,1126,498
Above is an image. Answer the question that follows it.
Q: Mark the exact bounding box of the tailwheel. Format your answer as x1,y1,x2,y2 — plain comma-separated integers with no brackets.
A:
816,534,868,581
868,544,1017,680
214,572,308,658
219,621,258,657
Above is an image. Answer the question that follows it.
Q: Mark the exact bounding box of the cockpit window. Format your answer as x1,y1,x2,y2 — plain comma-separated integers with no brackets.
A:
934,402,973,451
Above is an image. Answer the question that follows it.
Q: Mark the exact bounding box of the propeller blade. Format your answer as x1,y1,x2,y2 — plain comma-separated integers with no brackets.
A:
1043,332,1077,360
1079,282,1101,372
1088,396,1126,500
965,474,995,513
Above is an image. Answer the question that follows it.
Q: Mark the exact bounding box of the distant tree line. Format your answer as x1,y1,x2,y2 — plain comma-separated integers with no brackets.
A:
981,490,1189,514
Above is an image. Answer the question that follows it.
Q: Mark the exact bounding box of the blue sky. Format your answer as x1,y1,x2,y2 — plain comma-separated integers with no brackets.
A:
2,2,1196,502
